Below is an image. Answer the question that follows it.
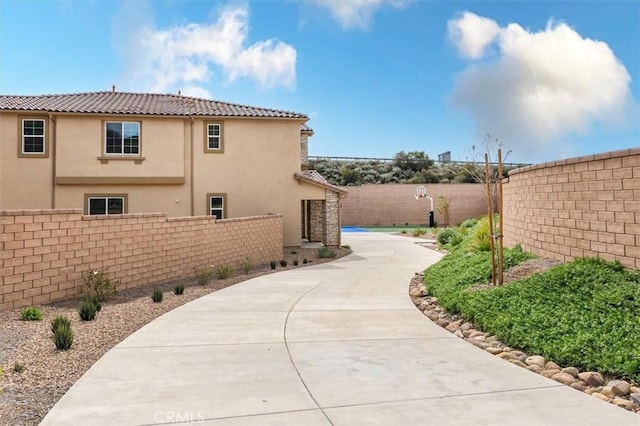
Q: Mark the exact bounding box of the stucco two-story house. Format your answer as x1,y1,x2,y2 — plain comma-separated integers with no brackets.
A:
0,90,345,246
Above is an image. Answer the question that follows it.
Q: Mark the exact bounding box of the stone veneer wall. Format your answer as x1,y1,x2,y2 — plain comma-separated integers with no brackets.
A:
324,189,341,246
340,184,486,227
308,200,324,242
503,148,640,269
0,210,283,311
300,133,309,170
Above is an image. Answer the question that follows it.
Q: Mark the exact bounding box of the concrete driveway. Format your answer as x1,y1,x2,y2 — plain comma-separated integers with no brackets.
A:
41,233,638,425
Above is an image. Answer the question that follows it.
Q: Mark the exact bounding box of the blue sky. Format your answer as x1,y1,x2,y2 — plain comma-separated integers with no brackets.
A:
1,0,638,164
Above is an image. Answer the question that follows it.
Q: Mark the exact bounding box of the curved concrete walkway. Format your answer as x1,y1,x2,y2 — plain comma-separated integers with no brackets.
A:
42,233,638,425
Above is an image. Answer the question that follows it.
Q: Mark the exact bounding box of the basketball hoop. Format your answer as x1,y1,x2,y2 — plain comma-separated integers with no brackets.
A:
415,186,427,200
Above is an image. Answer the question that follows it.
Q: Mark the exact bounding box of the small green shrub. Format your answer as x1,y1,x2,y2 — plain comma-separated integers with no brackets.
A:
289,250,297,255
240,258,253,274
318,247,337,258
13,362,25,373
78,299,98,321
437,228,459,245
270,261,277,270
340,245,351,250
449,232,464,247
472,217,492,251
459,218,478,230
303,258,308,264
194,265,215,285
280,259,288,267
20,306,43,321
51,316,71,334
173,284,185,295
51,317,73,351
293,260,299,266
400,229,408,234
412,228,426,237
213,264,234,279
151,289,163,303
85,269,118,301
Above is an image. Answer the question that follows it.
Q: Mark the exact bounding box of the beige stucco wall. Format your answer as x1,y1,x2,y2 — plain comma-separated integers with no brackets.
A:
1,111,315,246
55,115,185,178
0,113,53,208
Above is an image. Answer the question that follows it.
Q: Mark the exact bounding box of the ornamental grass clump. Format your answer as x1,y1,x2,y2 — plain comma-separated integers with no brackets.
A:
151,289,163,303
78,299,98,321
51,316,73,351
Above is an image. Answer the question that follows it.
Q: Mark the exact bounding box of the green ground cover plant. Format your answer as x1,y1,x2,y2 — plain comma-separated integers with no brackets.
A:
424,217,640,382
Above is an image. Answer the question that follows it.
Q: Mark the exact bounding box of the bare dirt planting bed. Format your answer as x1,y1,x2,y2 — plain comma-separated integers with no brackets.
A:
0,246,350,426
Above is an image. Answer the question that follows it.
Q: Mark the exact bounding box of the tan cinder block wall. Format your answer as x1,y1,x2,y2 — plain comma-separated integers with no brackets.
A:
0,209,283,311
340,184,486,227
503,148,640,269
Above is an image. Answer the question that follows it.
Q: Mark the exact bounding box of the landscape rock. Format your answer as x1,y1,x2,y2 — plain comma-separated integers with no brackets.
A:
591,392,610,402
544,361,561,370
484,335,498,343
469,331,485,339
608,380,631,396
527,365,543,374
497,352,519,361
552,372,578,386
570,382,586,392
630,393,640,405
486,346,503,355
409,288,423,298
510,350,526,358
425,311,439,322
601,387,614,397
541,369,561,379
525,355,546,369
612,397,636,411
460,322,473,331
445,322,460,333
561,367,579,378
577,372,605,387
418,301,430,311
453,330,464,338
436,319,450,328
467,338,487,349
630,386,640,394
584,388,597,395
509,359,528,368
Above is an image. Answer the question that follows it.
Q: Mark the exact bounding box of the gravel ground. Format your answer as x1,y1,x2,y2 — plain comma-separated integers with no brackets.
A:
0,247,350,426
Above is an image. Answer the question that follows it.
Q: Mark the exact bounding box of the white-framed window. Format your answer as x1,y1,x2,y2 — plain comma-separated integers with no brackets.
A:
204,122,223,152
87,196,126,215
22,119,46,154
105,122,140,155
208,194,225,219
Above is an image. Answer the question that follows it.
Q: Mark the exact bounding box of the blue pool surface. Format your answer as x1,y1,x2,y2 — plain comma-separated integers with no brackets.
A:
341,226,369,232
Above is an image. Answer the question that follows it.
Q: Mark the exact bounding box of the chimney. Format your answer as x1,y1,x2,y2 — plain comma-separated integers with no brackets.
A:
112,85,116,94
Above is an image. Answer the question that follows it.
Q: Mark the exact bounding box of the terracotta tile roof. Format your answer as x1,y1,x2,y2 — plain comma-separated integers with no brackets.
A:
294,170,347,195
0,91,308,119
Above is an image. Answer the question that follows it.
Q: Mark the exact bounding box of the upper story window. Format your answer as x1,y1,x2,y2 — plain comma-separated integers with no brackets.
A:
22,119,46,154
105,122,140,155
204,122,224,153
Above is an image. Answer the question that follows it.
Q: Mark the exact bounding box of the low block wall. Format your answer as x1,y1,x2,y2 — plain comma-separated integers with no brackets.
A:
503,148,640,269
0,210,283,310
340,184,486,227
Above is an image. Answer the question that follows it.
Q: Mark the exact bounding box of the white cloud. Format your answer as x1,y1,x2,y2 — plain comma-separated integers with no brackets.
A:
447,11,500,59
447,12,636,155
309,0,410,31
117,4,296,97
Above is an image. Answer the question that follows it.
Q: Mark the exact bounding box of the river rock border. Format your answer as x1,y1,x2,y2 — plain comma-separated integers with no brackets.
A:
409,273,640,414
